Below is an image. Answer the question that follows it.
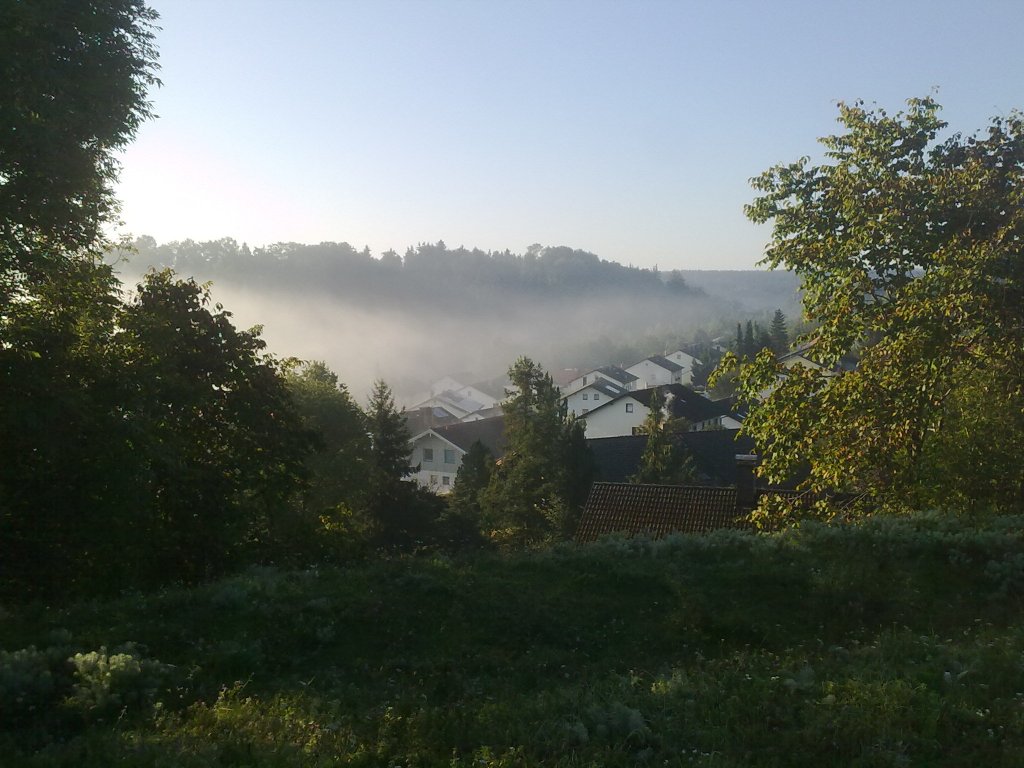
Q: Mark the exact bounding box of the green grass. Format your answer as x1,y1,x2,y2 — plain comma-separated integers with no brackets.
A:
3,511,1024,766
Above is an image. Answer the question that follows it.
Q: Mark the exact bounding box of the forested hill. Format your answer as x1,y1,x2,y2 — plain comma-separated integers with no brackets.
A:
117,237,799,399
124,238,799,312
126,238,706,311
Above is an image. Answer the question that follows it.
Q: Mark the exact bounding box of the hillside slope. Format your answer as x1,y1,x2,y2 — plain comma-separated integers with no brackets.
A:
6,513,1021,766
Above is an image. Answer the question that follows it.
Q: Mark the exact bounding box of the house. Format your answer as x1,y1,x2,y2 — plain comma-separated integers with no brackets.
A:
777,344,858,375
564,378,628,417
408,416,506,493
625,355,684,389
409,378,508,423
563,365,639,396
664,350,702,385
579,383,736,438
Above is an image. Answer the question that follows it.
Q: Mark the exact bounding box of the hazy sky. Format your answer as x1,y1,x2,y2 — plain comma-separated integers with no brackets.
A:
115,0,1024,270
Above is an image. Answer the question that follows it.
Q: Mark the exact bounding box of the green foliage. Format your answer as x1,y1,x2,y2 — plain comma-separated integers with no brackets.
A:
284,360,369,518
441,440,494,549
724,97,1024,514
0,0,160,291
630,386,696,485
361,379,439,549
115,270,314,579
481,358,595,547
770,308,789,355
4,513,1024,765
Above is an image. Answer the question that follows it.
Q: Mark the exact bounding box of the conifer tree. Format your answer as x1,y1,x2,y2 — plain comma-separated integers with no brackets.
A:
630,387,695,485
481,357,594,546
362,379,422,547
770,309,789,355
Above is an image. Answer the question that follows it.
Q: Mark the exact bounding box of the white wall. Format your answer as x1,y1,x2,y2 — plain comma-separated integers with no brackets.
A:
666,351,700,385
581,397,648,438
564,385,620,417
625,360,679,389
408,432,462,493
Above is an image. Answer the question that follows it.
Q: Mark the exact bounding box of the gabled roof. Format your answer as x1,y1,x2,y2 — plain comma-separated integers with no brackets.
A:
573,378,628,399
627,384,731,424
576,482,745,543
590,365,639,385
587,431,757,485
639,354,683,373
432,416,506,457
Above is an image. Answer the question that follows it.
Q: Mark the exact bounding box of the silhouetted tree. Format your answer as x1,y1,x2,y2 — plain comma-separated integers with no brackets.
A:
770,309,789,355
630,387,695,485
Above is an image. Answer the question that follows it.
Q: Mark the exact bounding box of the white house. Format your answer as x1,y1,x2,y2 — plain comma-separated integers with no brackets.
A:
408,416,506,494
625,355,684,389
420,377,501,409
563,378,628,417
579,384,737,438
665,350,702,385
564,365,638,396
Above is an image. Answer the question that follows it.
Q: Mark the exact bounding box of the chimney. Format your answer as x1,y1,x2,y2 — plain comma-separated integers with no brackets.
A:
735,454,760,511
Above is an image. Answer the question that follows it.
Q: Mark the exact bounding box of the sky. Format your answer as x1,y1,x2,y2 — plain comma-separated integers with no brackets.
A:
114,0,1024,271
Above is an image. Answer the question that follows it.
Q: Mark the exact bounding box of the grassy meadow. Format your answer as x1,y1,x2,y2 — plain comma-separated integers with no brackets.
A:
4,512,1024,766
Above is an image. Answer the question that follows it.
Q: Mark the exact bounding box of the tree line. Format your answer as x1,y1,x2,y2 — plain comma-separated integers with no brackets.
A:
126,237,704,313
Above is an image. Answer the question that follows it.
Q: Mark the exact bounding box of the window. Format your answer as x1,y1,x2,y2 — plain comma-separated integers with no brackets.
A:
625,402,634,413
582,375,588,384
593,393,600,401
442,476,450,486
443,448,456,464
430,474,439,484
582,393,589,400
423,447,434,462
582,408,589,414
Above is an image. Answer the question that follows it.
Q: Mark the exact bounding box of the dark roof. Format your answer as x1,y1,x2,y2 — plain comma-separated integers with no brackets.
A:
587,431,758,485
593,365,639,384
629,384,731,424
643,354,683,372
404,406,460,435
580,378,628,398
576,480,864,543
432,416,507,457
576,482,745,543
678,431,758,484
587,436,647,483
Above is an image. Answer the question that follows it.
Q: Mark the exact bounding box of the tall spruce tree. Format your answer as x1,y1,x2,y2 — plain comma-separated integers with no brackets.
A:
481,357,594,546
769,309,789,355
362,379,419,547
630,387,695,485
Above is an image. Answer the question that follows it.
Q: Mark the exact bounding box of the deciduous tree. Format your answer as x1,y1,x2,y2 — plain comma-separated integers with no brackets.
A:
722,97,1024,514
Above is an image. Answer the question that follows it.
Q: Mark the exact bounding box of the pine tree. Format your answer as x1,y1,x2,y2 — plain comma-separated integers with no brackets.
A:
363,379,423,547
770,309,789,355
441,440,493,549
630,387,695,485
481,357,594,546
744,320,756,357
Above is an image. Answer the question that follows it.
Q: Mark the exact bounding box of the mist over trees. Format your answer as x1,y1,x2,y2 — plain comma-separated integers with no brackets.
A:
118,237,800,400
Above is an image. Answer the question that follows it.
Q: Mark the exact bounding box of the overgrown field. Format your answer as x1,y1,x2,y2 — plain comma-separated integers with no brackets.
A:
4,513,1024,766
